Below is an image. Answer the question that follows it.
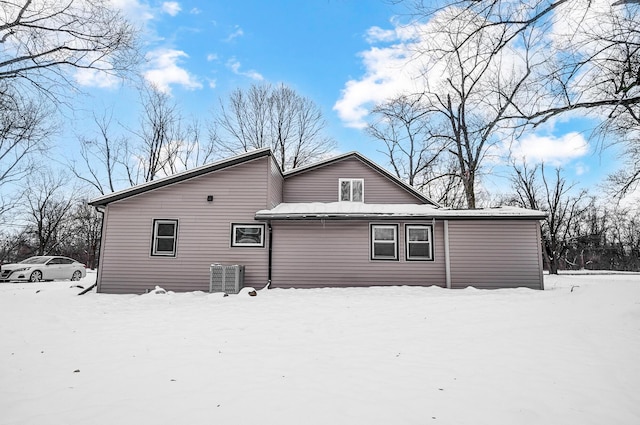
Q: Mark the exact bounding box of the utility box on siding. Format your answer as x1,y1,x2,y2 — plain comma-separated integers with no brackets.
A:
210,264,245,294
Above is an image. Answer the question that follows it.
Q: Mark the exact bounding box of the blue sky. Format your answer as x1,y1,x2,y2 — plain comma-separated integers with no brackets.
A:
59,0,622,197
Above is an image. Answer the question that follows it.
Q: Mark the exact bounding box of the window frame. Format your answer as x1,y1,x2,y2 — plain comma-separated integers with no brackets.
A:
338,178,364,202
151,219,178,257
370,223,399,261
405,224,434,261
231,223,266,248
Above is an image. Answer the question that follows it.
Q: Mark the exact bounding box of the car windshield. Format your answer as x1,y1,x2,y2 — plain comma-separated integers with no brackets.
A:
20,257,49,264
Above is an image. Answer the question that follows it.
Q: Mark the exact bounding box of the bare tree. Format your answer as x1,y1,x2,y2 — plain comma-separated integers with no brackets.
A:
162,118,215,176
0,0,140,104
0,0,140,213
131,85,180,183
0,228,28,264
71,87,215,194
405,0,640,196
212,82,336,171
366,5,543,208
60,201,101,269
367,93,448,188
70,110,126,195
0,86,56,220
22,172,76,256
509,162,588,274
126,84,215,183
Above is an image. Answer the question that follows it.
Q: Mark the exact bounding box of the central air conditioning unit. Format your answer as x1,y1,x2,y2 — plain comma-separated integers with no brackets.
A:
210,264,245,294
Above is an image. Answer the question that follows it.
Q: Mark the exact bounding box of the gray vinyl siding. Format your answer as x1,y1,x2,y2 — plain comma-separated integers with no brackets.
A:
270,220,447,288
284,157,424,204
97,157,271,294
448,220,543,289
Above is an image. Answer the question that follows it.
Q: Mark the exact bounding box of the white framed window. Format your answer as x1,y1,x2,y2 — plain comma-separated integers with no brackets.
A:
370,224,398,260
406,225,433,261
231,223,265,247
151,219,178,257
339,178,364,202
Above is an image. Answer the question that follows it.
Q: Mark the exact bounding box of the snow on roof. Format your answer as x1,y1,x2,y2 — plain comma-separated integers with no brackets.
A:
255,202,547,220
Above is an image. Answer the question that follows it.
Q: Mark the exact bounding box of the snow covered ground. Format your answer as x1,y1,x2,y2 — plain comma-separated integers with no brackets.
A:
1,272,639,425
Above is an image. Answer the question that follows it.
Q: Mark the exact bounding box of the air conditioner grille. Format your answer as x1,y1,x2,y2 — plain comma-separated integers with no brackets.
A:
210,264,245,294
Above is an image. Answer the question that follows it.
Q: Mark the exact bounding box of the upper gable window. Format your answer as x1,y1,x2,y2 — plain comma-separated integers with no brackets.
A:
339,178,364,202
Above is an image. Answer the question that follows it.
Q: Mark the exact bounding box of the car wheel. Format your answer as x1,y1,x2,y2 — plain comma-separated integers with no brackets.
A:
29,270,42,282
71,270,82,281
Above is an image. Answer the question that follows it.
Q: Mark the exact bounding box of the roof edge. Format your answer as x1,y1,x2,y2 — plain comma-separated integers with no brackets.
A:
89,148,273,207
255,203,547,221
256,213,547,221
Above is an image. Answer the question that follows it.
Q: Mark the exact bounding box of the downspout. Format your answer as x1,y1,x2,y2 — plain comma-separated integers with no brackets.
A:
444,220,451,289
79,205,105,295
266,220,273,289
536,220,545,290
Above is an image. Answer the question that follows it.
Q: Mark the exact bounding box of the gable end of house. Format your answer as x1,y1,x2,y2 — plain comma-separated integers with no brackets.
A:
284,152,440,206
89,148,277,208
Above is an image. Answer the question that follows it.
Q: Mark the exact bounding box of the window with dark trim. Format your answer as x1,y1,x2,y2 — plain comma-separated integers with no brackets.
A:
151,219,178,257
406,224,433,261
231,223,265,247
339,178,364,202
371,224,398,260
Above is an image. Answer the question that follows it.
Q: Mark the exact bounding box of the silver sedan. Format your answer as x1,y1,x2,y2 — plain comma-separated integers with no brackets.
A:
0,256,87,282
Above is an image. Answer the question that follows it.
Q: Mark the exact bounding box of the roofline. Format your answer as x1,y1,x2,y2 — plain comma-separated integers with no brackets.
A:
283,151,441,207
89,148,274,207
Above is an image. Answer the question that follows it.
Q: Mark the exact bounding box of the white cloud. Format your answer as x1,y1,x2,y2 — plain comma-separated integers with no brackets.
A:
333,10,553,130
73,51,122,89
143,49,202,93
225,26,244,42
509,132,590,166
208,79,217,89
226,59,263,81
365,26,397,43
206,53,218,62
189,7,201,15
335,17,459,129
333,42,428,129
74,68,120,89
161,2,181,16
575,162,589,176
108,0,154,22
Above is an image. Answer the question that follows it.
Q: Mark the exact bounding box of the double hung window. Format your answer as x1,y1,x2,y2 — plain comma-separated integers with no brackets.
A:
406,225,433,261
371,224,398,260
151,219,178,257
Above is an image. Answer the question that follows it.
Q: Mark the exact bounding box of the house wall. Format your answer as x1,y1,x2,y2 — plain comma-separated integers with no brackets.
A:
97,157,272,294
268,156,284,208
284,157,425,204
448,220,544,289
270,220,447,288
